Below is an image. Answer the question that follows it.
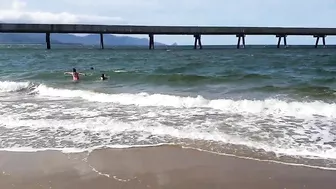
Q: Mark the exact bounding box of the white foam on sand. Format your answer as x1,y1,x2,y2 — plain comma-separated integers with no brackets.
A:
0,114,336,161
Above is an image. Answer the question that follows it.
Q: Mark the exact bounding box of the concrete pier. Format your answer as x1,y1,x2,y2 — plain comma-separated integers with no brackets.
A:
100,33,104,49
193,34,202,49
314,35,326,48
236,34,246,49
276,35,287,48
149,34,154,50
0,23,336,49
46,32,51,50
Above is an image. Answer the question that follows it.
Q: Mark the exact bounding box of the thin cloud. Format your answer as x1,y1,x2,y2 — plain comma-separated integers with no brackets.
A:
0,0,125,24
0,10,125,24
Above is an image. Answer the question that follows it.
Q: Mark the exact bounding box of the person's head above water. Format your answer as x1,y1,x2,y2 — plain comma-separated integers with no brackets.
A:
101,73,107,80
90,67,94,70
73,68,76,72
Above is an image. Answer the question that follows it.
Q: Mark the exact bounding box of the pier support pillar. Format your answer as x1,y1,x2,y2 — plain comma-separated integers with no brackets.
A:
236,34,246,49
46,32,51,50
193,34,202,49
314,35,326,48
149,34,154,50
276,35,287,48
100,33,104,49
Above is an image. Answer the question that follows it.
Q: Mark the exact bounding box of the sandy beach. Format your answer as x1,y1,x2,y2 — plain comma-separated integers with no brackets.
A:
0,145,335,189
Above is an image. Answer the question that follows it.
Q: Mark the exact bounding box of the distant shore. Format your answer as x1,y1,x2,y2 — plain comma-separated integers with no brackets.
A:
1,145,335,189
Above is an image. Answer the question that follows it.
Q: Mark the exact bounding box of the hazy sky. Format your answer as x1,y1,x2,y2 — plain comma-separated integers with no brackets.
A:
0,0,336,45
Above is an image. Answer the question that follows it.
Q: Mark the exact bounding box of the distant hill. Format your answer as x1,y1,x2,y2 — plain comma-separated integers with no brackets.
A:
0,33,166,46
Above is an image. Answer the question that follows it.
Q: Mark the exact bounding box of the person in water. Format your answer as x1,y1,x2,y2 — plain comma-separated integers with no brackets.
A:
64,68,86,81
100,73,108,80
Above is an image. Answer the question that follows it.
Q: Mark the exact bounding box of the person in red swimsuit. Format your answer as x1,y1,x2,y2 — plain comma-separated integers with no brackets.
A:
64,68,86,81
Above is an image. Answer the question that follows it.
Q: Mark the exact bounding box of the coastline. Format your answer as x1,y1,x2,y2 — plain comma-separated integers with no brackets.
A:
1,145,335,189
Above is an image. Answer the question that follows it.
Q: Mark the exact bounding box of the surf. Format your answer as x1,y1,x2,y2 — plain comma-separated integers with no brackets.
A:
27,83,336,119
0,81,33,92
1,81,335,119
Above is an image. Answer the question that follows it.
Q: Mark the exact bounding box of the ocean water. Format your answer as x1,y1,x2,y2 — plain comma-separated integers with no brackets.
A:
0,45,336,169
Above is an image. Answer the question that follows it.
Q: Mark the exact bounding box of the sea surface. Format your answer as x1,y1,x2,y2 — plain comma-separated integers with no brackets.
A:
0,45,336,169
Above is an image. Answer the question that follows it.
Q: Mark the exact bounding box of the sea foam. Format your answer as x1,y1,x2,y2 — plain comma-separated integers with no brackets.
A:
32,84,336,118
0,81,31,92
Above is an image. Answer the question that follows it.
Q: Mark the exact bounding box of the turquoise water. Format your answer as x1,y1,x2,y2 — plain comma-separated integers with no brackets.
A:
0,45,336,168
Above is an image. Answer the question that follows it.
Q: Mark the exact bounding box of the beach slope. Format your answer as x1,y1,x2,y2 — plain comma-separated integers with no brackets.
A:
0,146,335,189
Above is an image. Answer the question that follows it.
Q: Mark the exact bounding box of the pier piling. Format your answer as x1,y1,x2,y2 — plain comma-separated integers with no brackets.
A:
314,36,320,48
284,36,287,47
323,36,326,47
314,35,326,48
276,35,287,48
236,34,246,49
46,32,51,50
193,34,202,49
149,34,154,49
277,36,281,48
237,36,241,49
100,33,104,49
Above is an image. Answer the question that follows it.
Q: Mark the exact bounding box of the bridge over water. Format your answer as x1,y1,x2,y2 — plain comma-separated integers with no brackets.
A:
1,23,336,49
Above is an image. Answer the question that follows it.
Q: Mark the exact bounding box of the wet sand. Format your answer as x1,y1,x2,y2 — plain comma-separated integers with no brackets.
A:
0,145,335,189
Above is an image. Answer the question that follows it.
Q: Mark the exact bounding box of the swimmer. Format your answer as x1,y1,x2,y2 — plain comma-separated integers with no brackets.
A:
100,73,108,80
64,68,86,81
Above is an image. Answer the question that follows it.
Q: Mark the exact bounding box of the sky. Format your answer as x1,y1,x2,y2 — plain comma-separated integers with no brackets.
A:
0,0,336,45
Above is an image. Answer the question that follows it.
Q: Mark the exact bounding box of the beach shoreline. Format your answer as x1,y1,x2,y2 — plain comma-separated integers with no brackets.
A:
0,145,335,189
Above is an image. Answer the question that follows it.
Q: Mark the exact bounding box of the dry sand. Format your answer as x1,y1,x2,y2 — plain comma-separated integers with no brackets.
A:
0,145,335,189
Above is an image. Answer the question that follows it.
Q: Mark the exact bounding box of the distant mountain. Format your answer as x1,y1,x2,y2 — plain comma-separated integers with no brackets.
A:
0,33,166,46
